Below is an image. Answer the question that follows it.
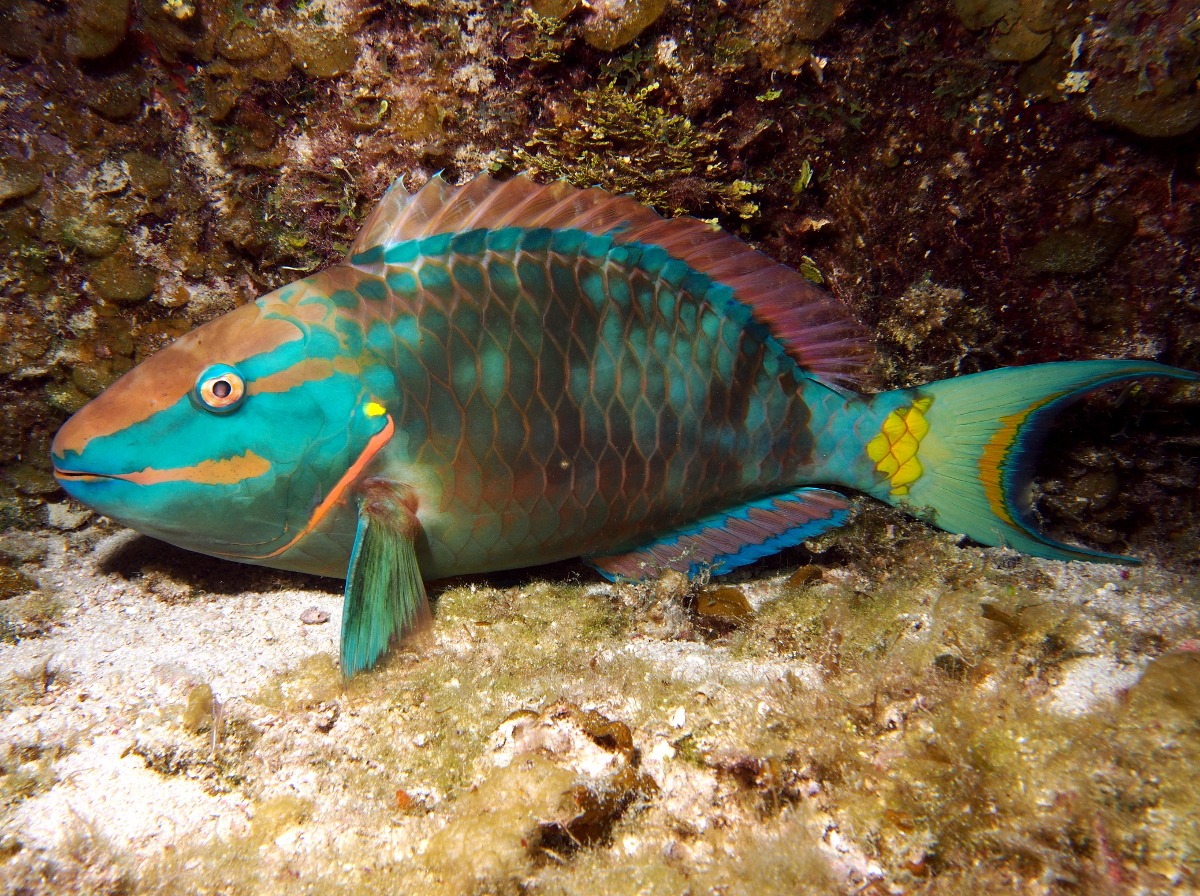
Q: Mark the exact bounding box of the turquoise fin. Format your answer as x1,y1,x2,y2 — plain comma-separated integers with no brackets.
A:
586,487,851,581
892,360,1198,563
341,479,431,677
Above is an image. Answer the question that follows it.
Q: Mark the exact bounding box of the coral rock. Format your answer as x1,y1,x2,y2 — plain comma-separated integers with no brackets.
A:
85,74,144,120
60,219,124,258
0,158,42,203
987,17,1052,62
216,24,275,62
1020,214,1135,276
426,699,660,884
285,28,359,78
44,502,92,530
1087,79,1200,139
66,0,132,59
531,0,583,17
580,0,668,52
0,563,38,599
123,153,172,200
90,250,158,304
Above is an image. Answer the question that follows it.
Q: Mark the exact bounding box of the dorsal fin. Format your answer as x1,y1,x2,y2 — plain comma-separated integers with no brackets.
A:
347,173,872,386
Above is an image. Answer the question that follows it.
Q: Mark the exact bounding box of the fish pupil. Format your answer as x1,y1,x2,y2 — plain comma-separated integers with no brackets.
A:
213,379,231,399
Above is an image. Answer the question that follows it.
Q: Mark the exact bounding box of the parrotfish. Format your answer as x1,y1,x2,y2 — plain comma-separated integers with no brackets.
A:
51,173,1196,675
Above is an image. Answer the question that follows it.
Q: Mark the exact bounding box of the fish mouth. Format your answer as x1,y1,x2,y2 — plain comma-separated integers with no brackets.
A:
52,466,119,484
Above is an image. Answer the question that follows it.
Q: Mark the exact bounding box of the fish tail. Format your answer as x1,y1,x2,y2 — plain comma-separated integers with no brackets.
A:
859,360,1197,562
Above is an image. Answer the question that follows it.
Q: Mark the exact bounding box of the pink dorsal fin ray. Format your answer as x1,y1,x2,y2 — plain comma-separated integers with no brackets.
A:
347,173,873,385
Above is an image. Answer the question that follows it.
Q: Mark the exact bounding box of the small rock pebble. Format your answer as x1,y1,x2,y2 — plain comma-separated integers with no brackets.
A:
299,607,329,625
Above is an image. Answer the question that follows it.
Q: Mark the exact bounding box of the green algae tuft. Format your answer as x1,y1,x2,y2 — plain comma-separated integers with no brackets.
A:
516,80,760,219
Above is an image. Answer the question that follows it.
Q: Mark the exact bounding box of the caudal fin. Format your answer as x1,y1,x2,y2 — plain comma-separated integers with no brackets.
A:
874,361,1197,563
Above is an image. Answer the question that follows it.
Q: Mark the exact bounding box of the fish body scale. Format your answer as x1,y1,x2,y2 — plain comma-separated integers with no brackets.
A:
340,229,845,577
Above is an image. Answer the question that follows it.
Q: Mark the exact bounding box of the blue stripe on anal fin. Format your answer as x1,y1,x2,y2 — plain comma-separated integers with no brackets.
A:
586,488,851,582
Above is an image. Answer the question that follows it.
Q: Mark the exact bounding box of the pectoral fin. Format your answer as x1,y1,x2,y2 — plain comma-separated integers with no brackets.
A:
341,479,432,677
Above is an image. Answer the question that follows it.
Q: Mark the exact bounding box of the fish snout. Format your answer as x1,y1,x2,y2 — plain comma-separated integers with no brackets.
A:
51,391,95,453
50,400,115,486
50,411,82,468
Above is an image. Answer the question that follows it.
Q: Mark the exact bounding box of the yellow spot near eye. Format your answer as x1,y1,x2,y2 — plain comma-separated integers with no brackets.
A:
866,397,933,496
365,401,387,417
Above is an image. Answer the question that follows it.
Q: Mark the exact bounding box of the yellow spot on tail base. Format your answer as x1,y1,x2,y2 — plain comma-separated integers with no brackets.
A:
866,398,933,496
365,401,387,417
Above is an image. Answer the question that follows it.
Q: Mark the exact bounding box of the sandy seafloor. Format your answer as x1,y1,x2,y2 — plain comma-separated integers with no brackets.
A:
1,512,1197,895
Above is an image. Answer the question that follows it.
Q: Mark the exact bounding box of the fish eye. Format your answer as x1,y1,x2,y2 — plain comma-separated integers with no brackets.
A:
195,364,246,413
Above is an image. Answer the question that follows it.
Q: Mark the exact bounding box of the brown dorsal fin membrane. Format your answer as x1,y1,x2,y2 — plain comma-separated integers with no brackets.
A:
347,173,872,386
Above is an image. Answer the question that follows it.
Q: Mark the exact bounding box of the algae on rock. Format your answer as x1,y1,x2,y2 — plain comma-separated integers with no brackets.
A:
578,0,668,51
750,0,846,74
955,0,1200,136
65,0,131,59
516,81,760,219
0,160,42,204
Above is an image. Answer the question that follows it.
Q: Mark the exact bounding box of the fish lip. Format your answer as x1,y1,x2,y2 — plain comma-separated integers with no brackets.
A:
52,466,118,484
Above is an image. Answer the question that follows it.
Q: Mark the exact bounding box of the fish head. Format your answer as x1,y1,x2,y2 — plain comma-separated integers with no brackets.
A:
51,282,392,566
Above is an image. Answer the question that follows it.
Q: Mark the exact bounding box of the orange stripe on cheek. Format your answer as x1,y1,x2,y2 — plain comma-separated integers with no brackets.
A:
115,451,272,486
247,358,335,395
243,414,395,561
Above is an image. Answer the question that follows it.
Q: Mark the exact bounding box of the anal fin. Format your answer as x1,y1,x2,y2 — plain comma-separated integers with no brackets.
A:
341,479,432,677
587,487,851,581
